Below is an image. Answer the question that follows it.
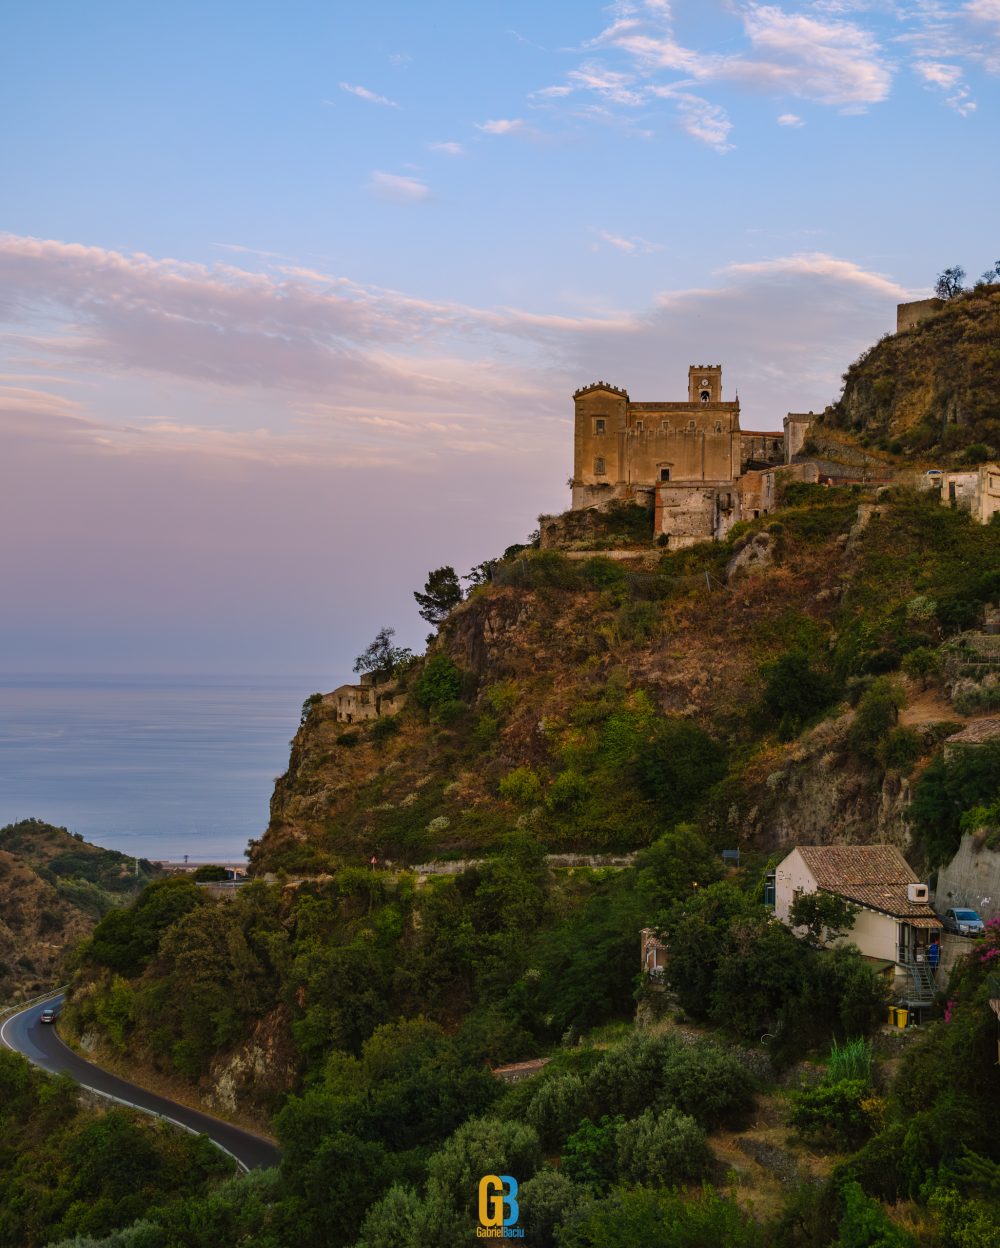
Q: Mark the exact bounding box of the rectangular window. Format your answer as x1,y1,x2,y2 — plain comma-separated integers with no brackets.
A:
659,467,670,482
594,457,606,475
635,420,643,432
594,418,606,435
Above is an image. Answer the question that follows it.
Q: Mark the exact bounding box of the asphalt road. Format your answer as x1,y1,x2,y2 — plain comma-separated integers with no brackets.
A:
1,994,279,1172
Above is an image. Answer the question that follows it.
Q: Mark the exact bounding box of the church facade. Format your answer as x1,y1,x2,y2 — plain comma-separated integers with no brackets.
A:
569,365,814,548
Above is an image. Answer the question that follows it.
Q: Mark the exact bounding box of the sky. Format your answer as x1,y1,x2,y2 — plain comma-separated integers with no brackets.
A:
1,0,998,680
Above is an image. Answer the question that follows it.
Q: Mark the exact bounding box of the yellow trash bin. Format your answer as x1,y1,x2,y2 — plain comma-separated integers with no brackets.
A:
896,1008,909,1029
887,1006,897,1027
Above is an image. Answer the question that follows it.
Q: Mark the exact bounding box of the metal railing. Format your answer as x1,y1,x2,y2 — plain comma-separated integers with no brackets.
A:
0,983,67,1022
0,987,250,1174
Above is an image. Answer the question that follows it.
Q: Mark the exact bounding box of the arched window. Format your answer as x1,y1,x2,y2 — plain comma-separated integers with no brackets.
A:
594,457,606,475
700,390,710,403
714,421,722,434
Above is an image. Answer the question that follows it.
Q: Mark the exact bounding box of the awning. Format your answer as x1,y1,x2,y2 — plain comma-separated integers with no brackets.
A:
859,956,895,975
902,916,942,929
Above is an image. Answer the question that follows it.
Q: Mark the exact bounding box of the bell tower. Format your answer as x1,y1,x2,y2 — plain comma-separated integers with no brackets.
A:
688,364,722,404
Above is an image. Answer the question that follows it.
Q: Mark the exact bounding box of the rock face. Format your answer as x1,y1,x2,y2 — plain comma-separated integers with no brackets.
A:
725,532,774,582
744,713,911,852
205,1006,298,1121
823,285,1000,458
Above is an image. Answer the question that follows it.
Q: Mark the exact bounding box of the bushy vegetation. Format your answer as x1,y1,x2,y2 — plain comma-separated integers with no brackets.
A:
662,881,887,1059
909,740,1000,869
827,284,1000,459
0,1051,233,1248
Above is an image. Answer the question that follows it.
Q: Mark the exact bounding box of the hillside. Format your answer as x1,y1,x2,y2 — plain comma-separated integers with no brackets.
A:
818,284,1000,461
260,485,999,876
49,299,1000,1247
0,818,158,1001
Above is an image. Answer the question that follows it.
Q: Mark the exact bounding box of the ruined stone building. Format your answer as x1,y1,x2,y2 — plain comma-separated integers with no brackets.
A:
325,673,407,724
568,364,815,548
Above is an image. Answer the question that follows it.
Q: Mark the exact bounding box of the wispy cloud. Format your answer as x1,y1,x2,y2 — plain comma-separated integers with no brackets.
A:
0,232,911,474
475,118,527,135
338,82,400,109
428,141,465,155
523,0,946,149
672,93,734,151
777,111,805,126
367,171,430,201
592,229,663,256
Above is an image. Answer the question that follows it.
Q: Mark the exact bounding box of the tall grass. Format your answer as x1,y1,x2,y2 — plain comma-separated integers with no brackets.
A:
826,1037,873,1086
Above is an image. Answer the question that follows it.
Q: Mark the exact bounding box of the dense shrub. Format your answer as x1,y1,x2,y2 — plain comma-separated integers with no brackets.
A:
87,878,205,977
615,1107,711,1184
517,1169,581,1248
847,678,904,760
413,655,465,711
789,1079,879,1150
634,719,727,815
656,1041,755,1129
526,1073,588,1149
834,1181,916,1248
560,1115,623,1192
499,766,543,805
761,651,838,737
908,740,1000,868
555,1185,764,1248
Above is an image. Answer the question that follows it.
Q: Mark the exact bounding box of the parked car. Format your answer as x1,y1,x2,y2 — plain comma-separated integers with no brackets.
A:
39,1008,57,1024
941,908,985,936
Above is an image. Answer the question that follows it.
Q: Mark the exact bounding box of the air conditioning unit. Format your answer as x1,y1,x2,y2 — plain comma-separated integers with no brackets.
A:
907,883,929,903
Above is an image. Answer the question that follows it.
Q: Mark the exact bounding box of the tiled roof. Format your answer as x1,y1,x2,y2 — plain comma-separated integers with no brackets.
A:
796,844,934,919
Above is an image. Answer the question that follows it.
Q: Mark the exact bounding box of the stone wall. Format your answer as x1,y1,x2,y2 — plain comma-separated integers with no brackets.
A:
934,834,1000,922
783,413,813,462
896,298,943,334
654,482,723,548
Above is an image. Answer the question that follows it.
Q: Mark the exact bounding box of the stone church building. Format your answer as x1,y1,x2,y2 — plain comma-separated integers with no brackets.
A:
569,365,814,548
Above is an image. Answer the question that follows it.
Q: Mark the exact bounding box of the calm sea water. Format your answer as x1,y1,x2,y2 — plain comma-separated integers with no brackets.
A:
0,676,311,862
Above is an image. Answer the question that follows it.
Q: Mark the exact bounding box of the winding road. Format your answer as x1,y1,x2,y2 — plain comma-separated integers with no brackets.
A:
1,994,279,1172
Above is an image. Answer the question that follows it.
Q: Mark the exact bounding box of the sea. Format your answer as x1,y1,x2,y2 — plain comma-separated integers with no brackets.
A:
0,675,314,863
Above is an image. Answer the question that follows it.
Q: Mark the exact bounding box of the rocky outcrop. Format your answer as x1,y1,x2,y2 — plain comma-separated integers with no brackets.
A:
726,531,774,581
205,1006,299,1121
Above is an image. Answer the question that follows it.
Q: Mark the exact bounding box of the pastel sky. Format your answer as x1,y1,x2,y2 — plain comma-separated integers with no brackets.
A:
2,0,998,679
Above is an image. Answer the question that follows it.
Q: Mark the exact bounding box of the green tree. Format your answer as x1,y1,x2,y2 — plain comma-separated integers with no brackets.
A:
615,1107,710,1184
634,720,727,816
412,654,464,712
353,627,413,683
425,1116,541,1217
848,679,904,760
761,651,838,738
935,266,966,300
789,891,859,947
901,646,939,689
414,566,463,627
561,1116,623,1193
909,740,1000,867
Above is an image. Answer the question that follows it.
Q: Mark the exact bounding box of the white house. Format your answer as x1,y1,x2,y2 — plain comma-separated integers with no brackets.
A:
774,845,941,1007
